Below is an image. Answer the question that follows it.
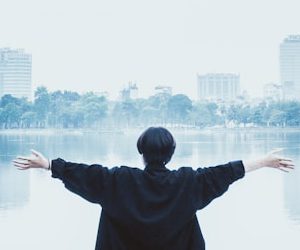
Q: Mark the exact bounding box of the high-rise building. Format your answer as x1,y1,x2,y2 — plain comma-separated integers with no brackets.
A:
280,35,300,100
0,48,32,100
197,73,240,101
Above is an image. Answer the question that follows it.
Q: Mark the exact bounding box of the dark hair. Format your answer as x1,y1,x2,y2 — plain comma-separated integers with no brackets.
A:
137,127,176,166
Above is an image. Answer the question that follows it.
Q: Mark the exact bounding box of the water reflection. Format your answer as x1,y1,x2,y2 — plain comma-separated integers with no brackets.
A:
0,130,299,234
284,167,300,223
0,135,31,210
0,162,30,210
284,146,300,224
174,130,300,227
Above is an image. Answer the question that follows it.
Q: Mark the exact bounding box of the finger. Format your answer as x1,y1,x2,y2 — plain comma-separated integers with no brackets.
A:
12,160,30,165
281,164,295,168
278,165,295,169
13,162,30,168
279,158,293,162
283,166,295,169
31,149,40,157
280,162,295,167
277,167,289,173
16,156,32,161
279,160,295,166
13,163,29,168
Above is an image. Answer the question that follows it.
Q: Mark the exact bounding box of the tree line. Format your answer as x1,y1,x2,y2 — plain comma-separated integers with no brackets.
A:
0,86,299,129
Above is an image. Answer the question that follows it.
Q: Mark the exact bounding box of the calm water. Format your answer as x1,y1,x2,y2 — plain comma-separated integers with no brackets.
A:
0,129,299,250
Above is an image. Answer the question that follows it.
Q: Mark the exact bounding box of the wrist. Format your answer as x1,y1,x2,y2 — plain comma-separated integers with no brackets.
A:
253,158,265,167
243,158,265,173
43,158,51,170
48,159,52,170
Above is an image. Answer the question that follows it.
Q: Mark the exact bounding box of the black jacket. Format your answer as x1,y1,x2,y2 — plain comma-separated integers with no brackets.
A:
51,159,245,250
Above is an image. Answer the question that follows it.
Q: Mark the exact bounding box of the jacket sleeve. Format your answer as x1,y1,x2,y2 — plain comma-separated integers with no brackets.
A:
193,161,245,210
51,158,117,204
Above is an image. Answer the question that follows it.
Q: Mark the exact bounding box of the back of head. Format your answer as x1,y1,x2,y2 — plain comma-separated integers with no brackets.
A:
137,127,176,166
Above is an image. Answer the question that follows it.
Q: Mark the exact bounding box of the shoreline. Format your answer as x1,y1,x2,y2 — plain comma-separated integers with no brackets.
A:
0,127,300,135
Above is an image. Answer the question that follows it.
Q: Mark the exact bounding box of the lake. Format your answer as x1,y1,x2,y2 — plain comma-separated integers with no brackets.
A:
0,129,299,249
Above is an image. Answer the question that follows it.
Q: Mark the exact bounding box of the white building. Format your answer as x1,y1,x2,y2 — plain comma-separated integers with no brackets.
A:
0,48,32,100
197,73,240,101
280,35,300,100
263,83,283,101
154,85,172,95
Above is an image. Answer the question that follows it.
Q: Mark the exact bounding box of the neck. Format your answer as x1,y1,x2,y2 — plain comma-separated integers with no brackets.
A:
145,162,166,169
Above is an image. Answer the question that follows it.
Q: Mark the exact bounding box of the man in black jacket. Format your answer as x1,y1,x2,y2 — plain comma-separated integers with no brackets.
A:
13,127,294,250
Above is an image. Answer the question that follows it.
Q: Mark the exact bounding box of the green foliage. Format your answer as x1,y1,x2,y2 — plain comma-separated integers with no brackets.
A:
0,94,26,128
21,111,37,128
167,94,192,123
34,86,50,127
250,103,267,126
190,102,220,127
0,87,299,129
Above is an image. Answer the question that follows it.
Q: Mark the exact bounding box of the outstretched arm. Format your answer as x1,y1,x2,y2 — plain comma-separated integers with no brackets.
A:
12,150,116,204
193,149,295,210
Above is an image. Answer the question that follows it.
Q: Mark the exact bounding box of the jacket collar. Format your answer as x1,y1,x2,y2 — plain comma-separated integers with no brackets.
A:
145,163,169,172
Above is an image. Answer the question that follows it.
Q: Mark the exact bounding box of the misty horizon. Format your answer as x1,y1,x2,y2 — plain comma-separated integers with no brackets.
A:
1,0,300,100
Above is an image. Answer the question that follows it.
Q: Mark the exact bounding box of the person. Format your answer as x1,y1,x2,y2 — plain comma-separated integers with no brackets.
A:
13,127,294,250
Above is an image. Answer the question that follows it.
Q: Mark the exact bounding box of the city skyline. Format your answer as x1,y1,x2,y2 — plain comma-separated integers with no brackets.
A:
0,0,299,100
0,33,299,102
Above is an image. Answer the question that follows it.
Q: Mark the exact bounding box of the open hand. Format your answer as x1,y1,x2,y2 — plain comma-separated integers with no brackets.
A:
243,148,295,173
262,148,295,173
13,149,50,170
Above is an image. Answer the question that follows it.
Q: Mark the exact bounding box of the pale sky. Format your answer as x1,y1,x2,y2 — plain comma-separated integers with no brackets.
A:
0,0,299,100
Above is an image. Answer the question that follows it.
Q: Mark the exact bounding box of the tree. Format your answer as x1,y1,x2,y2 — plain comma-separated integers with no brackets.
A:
112,100,139,128
167,94,192,125
239,105,251,126
0,94,20,107
34,86,50,127
269,109,287,127
283,101,300,126
21,112,37,128
1,103,22,128
80,93,108,127
226,104,240,125
190,102,219,127
250,103,267,126
0,94,26,128
146,93,171,124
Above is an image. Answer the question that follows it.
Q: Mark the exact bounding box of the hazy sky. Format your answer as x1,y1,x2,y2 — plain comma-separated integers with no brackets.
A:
0,0,299,99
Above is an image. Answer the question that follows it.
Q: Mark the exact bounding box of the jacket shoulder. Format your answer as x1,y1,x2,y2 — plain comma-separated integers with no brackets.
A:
115,165,144,174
